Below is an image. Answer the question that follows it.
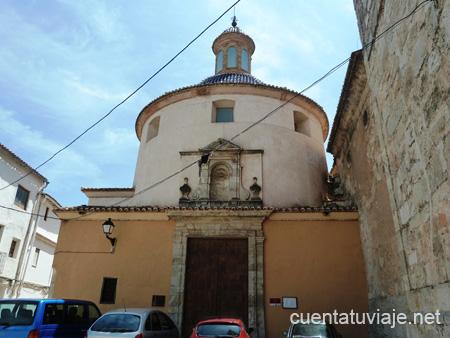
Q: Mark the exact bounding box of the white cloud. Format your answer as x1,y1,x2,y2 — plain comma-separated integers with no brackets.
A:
0,108,53,155
55,0,130,43
1,106,98,186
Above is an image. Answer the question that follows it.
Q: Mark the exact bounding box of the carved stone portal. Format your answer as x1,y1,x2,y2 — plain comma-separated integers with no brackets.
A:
179,139,262,208
167,210,271,338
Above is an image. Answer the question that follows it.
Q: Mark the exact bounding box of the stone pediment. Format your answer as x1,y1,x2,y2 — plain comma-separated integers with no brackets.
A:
199,138,242,152
178,137,262,209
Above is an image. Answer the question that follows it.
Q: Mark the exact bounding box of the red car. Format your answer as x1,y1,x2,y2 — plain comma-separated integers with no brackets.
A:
190,318,253,338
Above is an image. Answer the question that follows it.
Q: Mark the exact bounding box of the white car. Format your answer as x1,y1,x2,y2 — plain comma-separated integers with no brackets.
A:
283,320,342,338
86,308,179,338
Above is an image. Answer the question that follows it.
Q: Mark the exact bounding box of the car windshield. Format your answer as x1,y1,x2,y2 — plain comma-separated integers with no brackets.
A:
197,323,241,337
0,300,38,326
291,323,334,338
91,313,140,332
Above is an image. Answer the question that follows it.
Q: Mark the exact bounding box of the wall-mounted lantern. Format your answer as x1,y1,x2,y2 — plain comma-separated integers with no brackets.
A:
102,218,117,253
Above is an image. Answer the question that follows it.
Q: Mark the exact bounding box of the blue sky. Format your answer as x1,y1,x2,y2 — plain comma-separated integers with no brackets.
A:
0,0,360,207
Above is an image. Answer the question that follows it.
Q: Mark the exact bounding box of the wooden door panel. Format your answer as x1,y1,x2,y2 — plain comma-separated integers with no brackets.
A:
216,239,248,322
182,238,248,338
183,238,218,338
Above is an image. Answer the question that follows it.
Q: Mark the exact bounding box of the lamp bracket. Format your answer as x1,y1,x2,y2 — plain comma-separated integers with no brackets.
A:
106,235,117,252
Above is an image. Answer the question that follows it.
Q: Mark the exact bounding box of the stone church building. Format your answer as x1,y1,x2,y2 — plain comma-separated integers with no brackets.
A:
53,21,368,338
53,0,450,337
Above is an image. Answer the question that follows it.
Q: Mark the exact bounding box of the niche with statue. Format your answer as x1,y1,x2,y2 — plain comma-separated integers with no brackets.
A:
179,138,262,208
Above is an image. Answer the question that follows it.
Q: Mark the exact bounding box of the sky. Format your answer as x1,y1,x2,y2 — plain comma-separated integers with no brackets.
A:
0,0,361,207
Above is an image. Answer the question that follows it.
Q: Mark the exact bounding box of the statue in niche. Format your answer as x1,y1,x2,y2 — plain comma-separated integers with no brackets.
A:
249,177,262,200
210,163,230,200
179,177,191,200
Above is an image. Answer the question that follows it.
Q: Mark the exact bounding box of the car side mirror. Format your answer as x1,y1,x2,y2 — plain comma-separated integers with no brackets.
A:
283,331,288,336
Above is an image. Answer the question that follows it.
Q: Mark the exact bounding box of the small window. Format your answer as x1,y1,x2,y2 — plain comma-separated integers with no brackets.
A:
293,111,311,137
216,50,223,73
32,248,40,267
0,225,4,244
216,108,233,123
100,278,117,304
242,49,249,71
14,185,29,209
363,110,369,128
227,47,237,68
212,100,235,123
146,116,160,143
44,207,49,221
152,295,165,307
9,239,19,258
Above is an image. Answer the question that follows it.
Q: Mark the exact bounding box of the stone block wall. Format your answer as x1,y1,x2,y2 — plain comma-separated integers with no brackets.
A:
344,0,450,336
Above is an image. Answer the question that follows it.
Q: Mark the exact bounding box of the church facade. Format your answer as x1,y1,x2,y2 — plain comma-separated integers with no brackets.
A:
53,23,368,338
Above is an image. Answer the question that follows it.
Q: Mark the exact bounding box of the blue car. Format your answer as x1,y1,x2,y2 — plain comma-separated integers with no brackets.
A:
0,299,101,338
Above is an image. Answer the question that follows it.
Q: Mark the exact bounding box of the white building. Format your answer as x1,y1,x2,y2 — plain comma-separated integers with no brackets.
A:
0,142,61,298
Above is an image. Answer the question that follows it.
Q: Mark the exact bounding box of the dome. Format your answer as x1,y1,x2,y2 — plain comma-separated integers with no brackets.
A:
218,26,252,39
199,73,264,85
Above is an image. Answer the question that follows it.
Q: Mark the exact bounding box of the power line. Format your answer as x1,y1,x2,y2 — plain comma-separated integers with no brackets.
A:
1,0,434,221
0,205,60,221
0,0,241,192
232,0,433,141
97,0,435,211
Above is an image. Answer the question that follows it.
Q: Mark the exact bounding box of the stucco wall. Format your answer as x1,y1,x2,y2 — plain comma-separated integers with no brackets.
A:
0,145,50,298
53,210,366,338
0,150,43,279
132,91,328,208
24,236,55,287
264,214,369,338
52,218,176,314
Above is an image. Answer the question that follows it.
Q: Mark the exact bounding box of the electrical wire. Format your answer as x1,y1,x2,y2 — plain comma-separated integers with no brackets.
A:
0,205,60,221
98,0,435,211
54,251,112,255
0,0,241,192
231,0,433,140
1,0,434,222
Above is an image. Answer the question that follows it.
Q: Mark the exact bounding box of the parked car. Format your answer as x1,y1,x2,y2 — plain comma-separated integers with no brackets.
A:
86,308,179,338
190,318,253,338
0,298,101,338
283,320,341,338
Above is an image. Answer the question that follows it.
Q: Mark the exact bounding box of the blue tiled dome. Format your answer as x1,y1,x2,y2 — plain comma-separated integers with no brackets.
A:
200,73,264,85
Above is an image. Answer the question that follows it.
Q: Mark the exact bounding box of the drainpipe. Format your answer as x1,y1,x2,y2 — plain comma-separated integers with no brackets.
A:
16,192,49,297
10,181,48,298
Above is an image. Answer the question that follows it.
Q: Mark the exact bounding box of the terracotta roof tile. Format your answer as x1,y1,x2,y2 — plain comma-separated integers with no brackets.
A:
81,187,135,192
56,205,357,213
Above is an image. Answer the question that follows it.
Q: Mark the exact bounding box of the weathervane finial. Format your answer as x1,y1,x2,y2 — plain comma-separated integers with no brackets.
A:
231,6,237,27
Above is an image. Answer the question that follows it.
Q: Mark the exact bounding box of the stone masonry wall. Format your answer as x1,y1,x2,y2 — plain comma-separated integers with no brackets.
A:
351,0,450,337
